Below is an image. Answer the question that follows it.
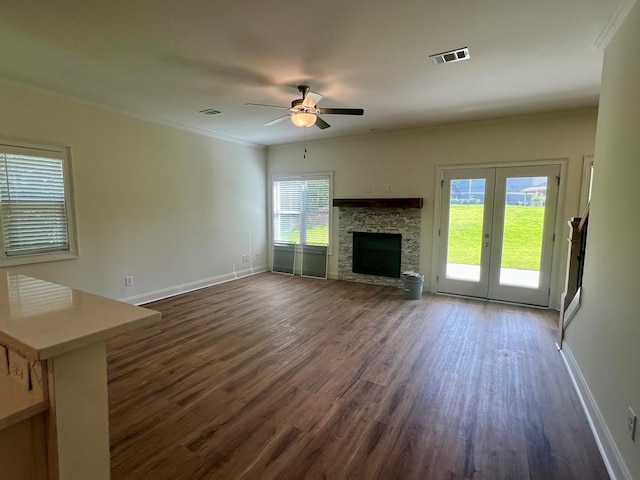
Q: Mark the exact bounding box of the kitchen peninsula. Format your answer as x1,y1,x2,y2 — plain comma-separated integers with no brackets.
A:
0,273,160,480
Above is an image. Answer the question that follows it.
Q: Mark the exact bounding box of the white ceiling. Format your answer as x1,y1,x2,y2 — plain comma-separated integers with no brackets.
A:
0,0,620,146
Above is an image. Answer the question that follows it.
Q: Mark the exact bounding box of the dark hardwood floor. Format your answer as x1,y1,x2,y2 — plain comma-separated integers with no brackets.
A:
107,273,609,480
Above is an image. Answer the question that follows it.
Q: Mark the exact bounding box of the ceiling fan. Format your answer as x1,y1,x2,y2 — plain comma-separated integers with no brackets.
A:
245,85,364,129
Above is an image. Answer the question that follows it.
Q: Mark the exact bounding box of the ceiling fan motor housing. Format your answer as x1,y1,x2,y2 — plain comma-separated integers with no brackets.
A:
298,85,310,97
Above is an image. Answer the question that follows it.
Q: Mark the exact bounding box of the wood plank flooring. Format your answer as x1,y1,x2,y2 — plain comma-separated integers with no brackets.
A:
107,273,609,480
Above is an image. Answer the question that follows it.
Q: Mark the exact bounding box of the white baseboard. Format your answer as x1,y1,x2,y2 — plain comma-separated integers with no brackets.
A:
118,265,268,306
560,343,632,480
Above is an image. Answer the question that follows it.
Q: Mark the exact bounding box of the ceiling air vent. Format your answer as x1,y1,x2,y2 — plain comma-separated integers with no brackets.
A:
199,108,222,115
429,47,470,65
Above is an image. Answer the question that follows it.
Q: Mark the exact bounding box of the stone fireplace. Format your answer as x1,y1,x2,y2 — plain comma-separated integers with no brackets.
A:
334,199,422,287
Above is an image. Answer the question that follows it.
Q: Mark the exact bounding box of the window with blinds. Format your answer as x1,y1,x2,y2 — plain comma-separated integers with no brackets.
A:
0,142,78,265
272,174,332,247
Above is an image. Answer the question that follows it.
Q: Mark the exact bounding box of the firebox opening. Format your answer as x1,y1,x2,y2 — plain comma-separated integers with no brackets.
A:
352,232,402,278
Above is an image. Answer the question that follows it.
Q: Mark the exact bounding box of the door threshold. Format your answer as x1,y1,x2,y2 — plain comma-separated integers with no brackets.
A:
435,291,554,310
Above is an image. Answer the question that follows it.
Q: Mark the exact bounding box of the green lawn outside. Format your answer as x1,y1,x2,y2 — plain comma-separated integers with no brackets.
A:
285,224,329,245
448,205,545,271
283,205,544,270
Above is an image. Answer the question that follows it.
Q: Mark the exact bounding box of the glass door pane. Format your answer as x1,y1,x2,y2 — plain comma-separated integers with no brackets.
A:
437,168,494,299
488,165,560,306
498,176,547,288
446,178,486,282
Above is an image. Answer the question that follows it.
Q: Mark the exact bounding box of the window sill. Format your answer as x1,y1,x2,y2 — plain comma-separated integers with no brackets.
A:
0,252,79,268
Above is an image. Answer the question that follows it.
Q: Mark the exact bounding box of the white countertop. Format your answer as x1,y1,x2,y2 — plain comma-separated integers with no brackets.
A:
0,273,161,360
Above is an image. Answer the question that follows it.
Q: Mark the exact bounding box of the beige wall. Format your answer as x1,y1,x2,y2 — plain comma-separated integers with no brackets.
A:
268,111,597,308
0,81,267,301
564,2,640,478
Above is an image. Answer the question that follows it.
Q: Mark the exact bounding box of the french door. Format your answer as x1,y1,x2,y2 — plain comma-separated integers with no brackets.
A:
437,165,560,306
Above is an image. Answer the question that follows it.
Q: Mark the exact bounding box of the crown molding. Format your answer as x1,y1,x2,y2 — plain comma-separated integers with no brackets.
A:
0,79,265,149
595,0,637,50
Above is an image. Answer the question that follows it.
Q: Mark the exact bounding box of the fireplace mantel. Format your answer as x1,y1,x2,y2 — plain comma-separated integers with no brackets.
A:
333,198,423,209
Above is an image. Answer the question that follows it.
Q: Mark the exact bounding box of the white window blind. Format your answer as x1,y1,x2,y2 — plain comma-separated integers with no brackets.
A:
273,175,331,246
0,146,71,258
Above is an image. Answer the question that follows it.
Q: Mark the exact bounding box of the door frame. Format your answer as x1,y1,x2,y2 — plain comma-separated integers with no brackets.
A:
430,158,568,308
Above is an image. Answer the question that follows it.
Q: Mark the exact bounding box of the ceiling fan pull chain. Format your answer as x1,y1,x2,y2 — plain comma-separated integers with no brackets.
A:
304,130,307,159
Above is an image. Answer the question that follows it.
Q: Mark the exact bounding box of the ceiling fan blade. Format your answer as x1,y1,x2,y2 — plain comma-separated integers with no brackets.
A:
245,103,290,110
315,116,331,129
264,114,292,126
302,91,323,108
316,108,364,115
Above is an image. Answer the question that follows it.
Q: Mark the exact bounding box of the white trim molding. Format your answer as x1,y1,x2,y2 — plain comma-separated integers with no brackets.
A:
595,0,638,50
560,343,633,480
119,265,268,306
0,79,265,149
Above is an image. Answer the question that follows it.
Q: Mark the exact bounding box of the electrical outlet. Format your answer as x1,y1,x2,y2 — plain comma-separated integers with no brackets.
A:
386,184,392,192
628,407,637,441
364,184,370,193
255,251,261,260
125,276,133,287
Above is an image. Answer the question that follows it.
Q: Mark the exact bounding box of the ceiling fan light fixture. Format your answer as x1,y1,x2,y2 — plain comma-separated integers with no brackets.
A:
291,112,317,128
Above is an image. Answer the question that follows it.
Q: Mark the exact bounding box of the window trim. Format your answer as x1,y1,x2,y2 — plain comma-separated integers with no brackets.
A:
270,171,334,256
0,139,79,267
